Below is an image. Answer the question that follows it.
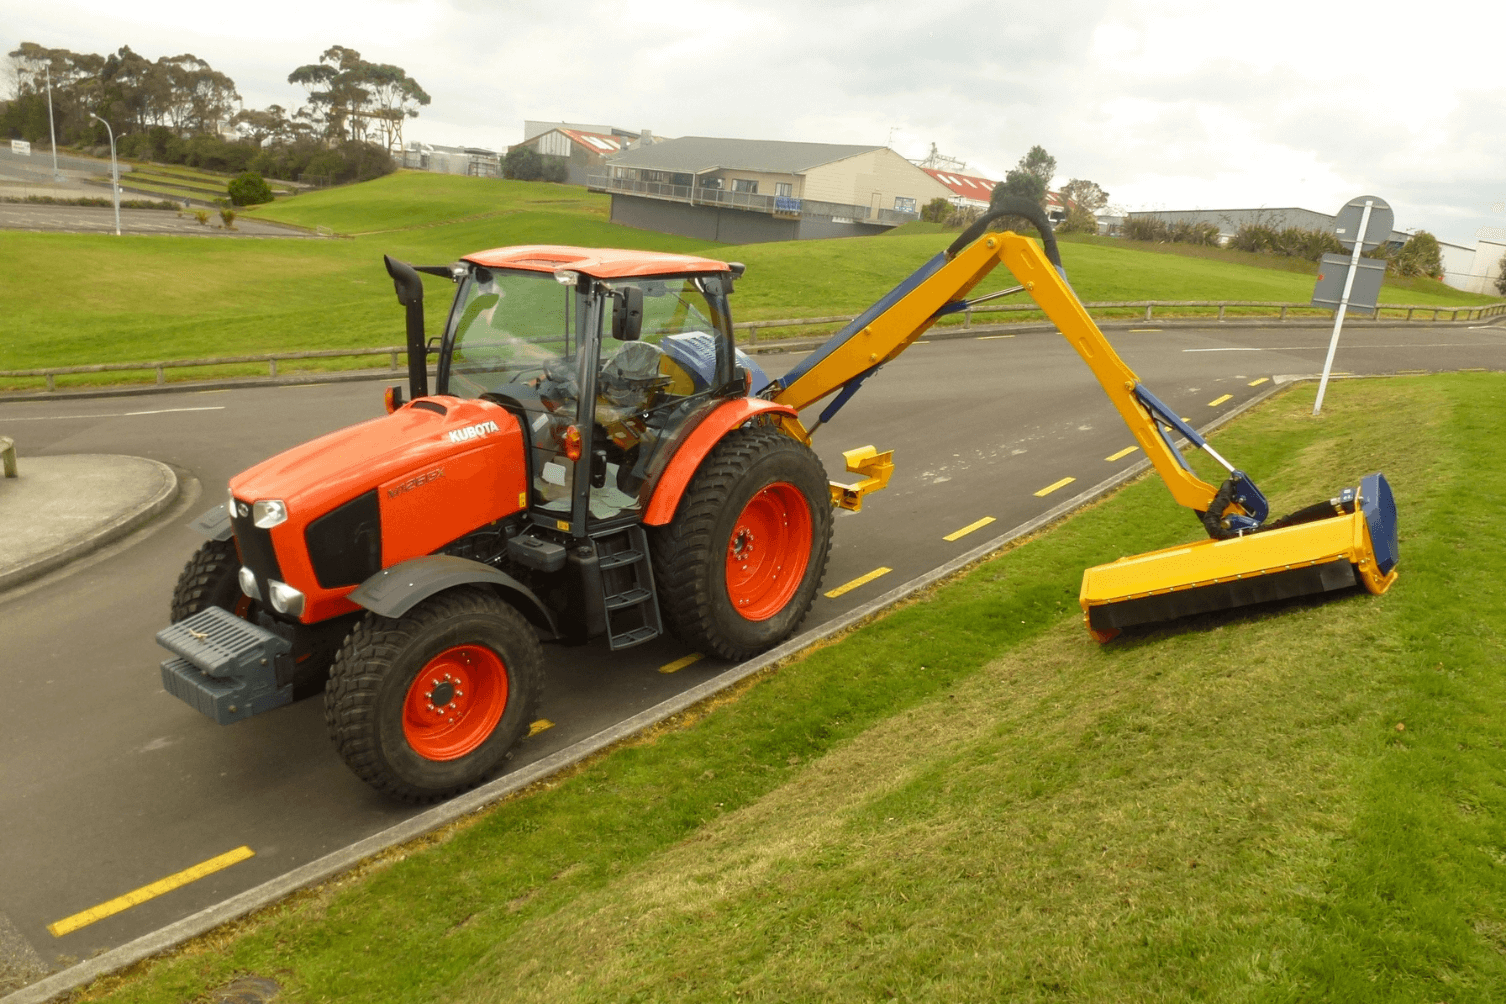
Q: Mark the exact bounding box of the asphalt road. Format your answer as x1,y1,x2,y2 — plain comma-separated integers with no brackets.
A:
2,318,1504,981
0,203,317,238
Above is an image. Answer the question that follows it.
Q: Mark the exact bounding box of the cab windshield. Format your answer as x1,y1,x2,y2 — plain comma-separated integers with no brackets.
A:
440,266,733,521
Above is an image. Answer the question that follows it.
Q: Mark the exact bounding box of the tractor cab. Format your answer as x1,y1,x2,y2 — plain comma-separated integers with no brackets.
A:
429,247,766,534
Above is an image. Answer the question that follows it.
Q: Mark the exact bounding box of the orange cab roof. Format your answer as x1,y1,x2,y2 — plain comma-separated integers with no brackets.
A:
462,245,731,278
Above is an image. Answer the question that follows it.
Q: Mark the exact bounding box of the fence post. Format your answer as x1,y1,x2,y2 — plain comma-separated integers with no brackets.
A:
46,373,56,392
1279,306,1287,321
1217,304,1226,321
1,436,16,478
964,307,972,329
748,324,758,344
156,366,165,385
390,351,400,371
1144,304,1153,322
1406,308,1413,321
269,358,278,377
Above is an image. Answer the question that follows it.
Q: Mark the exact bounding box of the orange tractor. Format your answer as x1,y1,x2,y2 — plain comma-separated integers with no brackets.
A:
157,198,1397,801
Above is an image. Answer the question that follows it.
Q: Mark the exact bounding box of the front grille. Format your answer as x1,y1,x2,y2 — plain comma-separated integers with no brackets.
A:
228,498,283,601
305,490,382,588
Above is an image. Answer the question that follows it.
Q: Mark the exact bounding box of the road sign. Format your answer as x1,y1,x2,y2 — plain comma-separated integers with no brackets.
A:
1313,196,1392,415
1312,253,1385,312
10,139,29,156
1332,195,1393,251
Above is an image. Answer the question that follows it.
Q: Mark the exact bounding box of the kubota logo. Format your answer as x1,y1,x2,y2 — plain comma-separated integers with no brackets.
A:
447,421,499,444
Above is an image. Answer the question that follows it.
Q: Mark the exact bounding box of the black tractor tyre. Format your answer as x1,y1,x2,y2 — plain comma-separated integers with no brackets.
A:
324,586,544,803
169,538,247,622
651,425,833,661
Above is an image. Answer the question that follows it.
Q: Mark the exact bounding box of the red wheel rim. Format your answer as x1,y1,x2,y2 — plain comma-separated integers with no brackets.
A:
401,645,509,761
725,481,812,622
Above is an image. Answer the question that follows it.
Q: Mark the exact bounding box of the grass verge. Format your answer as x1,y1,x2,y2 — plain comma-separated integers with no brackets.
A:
0,173,1495,390
76,372,1506,1003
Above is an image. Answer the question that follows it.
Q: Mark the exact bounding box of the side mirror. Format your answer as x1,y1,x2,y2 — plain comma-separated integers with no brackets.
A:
383,255,424,306
612,285,644,342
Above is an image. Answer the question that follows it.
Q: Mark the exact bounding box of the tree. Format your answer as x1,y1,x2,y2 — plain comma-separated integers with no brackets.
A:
227,170,273,206
920,196,952,223
1017,144,1056,190
1389,231,1444,279
1496,253,1506,296
991,170,1045,211
989,144,1057,213
1059,178,1108,215
1056,204,1099,234
287,46,428,151
504,146,542,180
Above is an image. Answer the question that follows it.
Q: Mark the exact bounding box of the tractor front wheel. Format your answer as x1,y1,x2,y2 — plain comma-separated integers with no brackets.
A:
652,426,833,660
169,538,250,622
324,586,543,803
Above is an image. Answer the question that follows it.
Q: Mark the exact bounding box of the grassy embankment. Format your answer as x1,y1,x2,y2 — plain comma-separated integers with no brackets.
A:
77,372,1506,1002
113,163,296,205
0,171,1494,391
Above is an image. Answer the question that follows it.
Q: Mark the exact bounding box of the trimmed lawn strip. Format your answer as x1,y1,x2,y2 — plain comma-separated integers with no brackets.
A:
2,172,1494,391
79,374,1506,1002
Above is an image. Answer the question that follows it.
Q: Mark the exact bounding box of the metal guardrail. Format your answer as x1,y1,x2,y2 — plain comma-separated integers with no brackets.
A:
3,300,1503,391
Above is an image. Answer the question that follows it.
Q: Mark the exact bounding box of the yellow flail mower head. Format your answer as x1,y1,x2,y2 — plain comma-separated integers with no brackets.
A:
935,195,1400,642
1080,471,1399,642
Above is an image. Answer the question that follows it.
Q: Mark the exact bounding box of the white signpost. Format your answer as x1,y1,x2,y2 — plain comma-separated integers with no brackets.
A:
10,139,30,156
1311,195,1394,416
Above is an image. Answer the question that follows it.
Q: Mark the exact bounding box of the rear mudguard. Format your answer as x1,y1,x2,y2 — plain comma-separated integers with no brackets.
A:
348,554,557,638
642,397,797,525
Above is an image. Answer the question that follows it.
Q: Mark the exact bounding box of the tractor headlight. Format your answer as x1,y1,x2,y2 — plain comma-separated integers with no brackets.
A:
238,566,262,600
252,499,288,528
267,579,305,616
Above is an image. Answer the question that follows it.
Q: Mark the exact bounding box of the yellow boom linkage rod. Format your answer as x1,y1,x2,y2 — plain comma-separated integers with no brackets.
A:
766,196,1399,640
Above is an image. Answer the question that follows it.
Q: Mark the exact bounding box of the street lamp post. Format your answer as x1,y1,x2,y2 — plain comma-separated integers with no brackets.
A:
88,113,121,236
45,65,62,182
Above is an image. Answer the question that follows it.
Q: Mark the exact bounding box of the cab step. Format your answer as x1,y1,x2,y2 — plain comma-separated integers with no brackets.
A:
592,525,662,650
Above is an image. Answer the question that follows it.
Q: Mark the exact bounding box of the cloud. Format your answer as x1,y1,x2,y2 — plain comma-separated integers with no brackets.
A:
5,0,1504,244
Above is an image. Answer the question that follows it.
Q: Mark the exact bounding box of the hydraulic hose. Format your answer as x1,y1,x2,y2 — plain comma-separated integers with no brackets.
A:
945,195,1063,269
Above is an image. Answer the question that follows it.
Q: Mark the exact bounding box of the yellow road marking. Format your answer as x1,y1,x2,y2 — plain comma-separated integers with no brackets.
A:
1460,367,1487,372
1105,446,1138,462
1034,477,1076,497
659,653,704,674
825,567,892,598
977,334,1015,340
943,516,995,542
284,382,332,389
1129,328,1161,333
48,846,254,937
1395,369,1427,374
527,719,555,737
1207,393,1232,407
1247,377,1269,386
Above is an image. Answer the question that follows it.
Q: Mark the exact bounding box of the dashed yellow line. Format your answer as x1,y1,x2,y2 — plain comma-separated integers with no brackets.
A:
48,846,255,937
527,719,555,737
825,567,892,599
1247,377,1269,386
977,334,1015,340
1105,446,1138,462
1129,328,1161,333
1034,477,1076,497
1207,393,1232,407
1395,369,1427,375
943,516,996,542
659,653,703,674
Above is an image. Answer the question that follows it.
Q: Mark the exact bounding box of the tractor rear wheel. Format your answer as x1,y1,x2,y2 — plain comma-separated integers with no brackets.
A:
169,538,250,622
324,586,543,803
652,426,833,660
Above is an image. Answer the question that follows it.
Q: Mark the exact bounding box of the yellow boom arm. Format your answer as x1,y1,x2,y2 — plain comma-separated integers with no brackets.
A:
768,222,1218,515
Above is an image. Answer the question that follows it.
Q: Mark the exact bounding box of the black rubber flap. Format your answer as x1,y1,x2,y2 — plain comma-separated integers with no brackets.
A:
1088,558,1359,632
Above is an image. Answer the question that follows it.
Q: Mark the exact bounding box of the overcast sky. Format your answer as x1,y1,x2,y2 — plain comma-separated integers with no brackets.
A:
7,0,1504,248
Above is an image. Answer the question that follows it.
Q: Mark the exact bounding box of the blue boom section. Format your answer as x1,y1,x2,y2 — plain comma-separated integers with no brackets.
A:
776,251,950,394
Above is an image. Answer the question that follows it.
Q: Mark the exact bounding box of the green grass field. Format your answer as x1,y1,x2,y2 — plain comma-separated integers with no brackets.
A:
74,373,1506,1003
0,172,1494,391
